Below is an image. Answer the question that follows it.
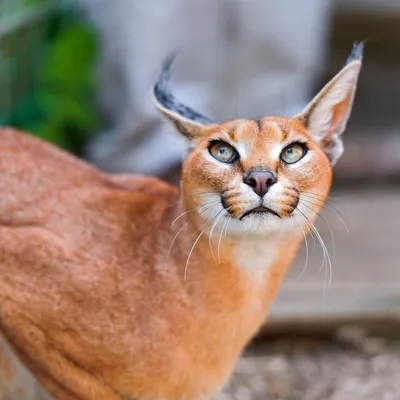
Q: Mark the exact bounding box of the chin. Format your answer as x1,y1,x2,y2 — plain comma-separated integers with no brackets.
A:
198,194,310,238
225,213,300,237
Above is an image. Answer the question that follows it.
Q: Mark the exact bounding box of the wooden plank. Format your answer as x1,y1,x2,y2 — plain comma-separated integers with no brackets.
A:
268,188,400,325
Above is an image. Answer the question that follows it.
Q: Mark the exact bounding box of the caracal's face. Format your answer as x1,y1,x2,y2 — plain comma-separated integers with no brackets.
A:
155,43,363,237
181,117,332,237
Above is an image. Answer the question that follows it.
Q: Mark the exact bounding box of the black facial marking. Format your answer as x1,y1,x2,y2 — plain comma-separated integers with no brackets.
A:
221,196,234,214
286,188,300,214
255,119,262,132
240,207,281,220
154,54,213,125
235,161,245,175
290,196,300,210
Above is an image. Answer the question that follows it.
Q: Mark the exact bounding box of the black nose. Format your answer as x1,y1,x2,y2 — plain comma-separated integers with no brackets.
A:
243,170,277,197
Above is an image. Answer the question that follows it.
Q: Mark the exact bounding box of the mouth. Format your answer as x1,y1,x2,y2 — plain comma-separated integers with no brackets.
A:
240,206,281,220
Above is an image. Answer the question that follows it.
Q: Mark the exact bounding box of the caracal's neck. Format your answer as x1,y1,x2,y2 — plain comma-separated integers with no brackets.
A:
171,218,303,365
170,199,303,315
208,231,302,308
167,200,303,382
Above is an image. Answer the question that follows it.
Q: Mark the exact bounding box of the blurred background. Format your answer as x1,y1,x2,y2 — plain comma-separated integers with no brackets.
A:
1,0,400,399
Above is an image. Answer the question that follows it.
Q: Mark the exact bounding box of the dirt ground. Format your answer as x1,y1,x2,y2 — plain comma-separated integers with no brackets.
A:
217,334,400,400
3,331,400,400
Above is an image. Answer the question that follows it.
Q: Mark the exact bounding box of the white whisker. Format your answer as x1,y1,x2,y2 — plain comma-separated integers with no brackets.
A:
294,216,309,280
184,230,204,281
171,200,220,226
166,201,220,269
166,220,191,269
300,200,336,263
224,215,231,238
184,204,227,280
298,199,317,251
171,209,192,226
208,208,226,263
218,212,231,263
301,194,349,237
296,207,332,297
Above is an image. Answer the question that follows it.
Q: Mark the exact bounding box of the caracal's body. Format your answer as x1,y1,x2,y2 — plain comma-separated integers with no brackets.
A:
0,43,363,400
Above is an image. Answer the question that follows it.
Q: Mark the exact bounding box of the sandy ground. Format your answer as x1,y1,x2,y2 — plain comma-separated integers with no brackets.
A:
3,333,400,400
217,335,400,400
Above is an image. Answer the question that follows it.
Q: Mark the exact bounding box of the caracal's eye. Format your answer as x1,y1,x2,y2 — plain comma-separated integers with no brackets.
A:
281,143,307,164
209,141,238,163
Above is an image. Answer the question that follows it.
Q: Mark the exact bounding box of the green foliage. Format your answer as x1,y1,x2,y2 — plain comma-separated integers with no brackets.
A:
2,6,99,155
30,21,98,154
22,0,52,7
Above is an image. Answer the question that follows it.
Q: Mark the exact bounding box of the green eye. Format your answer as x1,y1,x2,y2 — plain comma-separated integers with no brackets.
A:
209,141,238,163
281,143,307,164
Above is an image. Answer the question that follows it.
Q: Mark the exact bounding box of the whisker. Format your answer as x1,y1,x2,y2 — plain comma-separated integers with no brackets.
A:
297,207,317,251
224,215,232,238
290,212,309,280
185,206,228,280
301,193,345,217
166,202,220,269
295,209,329,305
208,208,227,263
300,196,349,237
300,201,336,263
190,192,218,198
192,190,218,195
166,220,191,269
171,200,220,226
296,207,333,289
218,214,231,263
171,209,193,227
306,191,342,204
302,192,346,217
184,230,204,281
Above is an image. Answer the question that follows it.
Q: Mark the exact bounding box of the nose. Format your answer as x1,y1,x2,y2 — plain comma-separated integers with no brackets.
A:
243,170,277,197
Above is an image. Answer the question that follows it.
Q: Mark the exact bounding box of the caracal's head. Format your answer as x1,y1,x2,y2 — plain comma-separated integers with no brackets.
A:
154,43,363,237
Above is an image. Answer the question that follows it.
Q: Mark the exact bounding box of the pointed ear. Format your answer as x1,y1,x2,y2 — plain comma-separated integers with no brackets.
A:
153,54,214,140
296,42,364,165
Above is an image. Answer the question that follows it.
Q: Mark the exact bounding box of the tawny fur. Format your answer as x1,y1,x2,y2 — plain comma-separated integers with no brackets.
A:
0,45,362,400
0,123,325,400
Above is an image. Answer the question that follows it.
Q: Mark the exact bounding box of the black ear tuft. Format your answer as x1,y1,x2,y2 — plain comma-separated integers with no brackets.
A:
295,42,363,166
153,53,213,125
154,52,177,104
346,41,364,65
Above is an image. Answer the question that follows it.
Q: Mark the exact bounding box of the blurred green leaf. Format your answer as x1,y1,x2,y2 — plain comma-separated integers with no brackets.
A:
3,8,99,155
39,22,97,90
22,0,53,8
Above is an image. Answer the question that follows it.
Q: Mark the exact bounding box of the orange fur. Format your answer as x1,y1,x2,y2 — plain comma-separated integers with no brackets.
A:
0,46,362,400
0,123,324,400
